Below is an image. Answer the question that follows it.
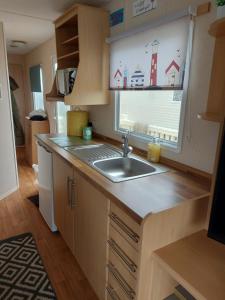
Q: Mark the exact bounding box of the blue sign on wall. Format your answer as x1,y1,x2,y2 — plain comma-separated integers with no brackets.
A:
110,8,124,27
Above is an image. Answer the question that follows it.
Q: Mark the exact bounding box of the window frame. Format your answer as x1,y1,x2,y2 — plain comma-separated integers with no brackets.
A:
114,90,186,152
113,18,194,153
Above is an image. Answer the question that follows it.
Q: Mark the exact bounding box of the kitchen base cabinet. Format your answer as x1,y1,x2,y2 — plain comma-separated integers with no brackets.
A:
75,175,109,300
52,154,75,253
25,119,50,166
38,134,210,300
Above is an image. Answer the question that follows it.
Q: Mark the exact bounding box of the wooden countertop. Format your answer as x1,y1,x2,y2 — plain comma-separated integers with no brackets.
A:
153,230,225,300
36,134,210,224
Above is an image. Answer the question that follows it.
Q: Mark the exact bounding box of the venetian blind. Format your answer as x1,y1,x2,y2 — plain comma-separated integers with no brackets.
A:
110,16,190,90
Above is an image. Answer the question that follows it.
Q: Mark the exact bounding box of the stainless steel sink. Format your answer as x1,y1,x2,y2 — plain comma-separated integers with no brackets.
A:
65,143,167,182
93,156,166,182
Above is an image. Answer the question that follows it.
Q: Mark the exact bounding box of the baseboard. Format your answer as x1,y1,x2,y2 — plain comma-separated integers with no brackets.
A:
0,185,19,201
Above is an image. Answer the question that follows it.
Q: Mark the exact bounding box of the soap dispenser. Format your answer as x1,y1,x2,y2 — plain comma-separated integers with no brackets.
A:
147,138,161,163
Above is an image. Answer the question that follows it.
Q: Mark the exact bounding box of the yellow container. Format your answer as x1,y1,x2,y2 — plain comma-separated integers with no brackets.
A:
147,139,161,163
67,110,88,136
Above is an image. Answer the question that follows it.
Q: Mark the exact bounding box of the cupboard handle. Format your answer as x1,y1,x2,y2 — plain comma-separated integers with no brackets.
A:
109,213,139,244
67,177,72,207
106,285,121,300
71,180,76,208
108,238,137,273
107,263,135,300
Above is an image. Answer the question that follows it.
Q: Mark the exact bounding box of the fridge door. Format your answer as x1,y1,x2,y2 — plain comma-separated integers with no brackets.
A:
37,142,57,232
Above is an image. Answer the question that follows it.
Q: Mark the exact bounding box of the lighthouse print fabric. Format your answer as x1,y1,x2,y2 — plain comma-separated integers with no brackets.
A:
110,16,190,90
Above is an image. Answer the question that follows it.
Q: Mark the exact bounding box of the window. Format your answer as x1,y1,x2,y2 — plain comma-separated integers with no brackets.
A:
110,15,194,150
51,56,70,134
115,90,184,149
33,91,44,110
29,65,45,110
56,102,70,134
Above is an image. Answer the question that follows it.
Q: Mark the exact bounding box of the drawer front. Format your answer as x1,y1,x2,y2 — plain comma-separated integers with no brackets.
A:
108,237,138,278
109,209,140,250
110,203,141,236
109,250,136,289
109,225,139,267
107,262,136,300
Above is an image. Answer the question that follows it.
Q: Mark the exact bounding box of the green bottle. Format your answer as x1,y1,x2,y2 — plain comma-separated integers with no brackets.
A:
83,126,92,140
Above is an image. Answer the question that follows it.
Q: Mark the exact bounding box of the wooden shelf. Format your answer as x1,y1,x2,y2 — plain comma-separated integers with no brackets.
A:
209,17,225,37
153,230,225,300
46,77,64,102
61,35,79,45
58,51,79,61
197,112,224,122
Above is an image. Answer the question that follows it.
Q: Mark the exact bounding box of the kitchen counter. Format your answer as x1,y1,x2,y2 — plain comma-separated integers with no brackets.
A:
36,134,210,224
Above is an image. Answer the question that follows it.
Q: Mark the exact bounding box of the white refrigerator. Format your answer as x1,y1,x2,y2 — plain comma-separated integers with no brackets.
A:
37,141,57,232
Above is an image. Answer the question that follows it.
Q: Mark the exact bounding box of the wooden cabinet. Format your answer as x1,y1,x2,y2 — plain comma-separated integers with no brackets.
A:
50,145,210,300
198,17,225,122
52,153,75,253
25,118,49,166
52,156,109,299
46,4,109,106
74,174,109,300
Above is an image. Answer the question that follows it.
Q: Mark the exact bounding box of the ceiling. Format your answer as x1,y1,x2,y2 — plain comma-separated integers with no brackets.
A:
0,0,110,54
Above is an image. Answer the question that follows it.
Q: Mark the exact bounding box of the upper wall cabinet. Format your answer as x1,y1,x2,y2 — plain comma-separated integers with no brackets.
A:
198,17,225,122
46,4,109,105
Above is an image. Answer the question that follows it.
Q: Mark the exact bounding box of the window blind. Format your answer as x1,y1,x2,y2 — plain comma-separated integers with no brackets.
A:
29,65,42,92
110,16,190,90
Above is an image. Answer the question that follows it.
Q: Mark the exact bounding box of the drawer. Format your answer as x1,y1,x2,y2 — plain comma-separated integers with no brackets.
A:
109,249,137,288
110,203,141,250
109,225,139,268
107,262,136,300
106,285,121,300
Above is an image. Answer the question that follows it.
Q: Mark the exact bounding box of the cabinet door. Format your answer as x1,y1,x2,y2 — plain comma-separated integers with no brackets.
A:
52,154,74,252
74,175,109,300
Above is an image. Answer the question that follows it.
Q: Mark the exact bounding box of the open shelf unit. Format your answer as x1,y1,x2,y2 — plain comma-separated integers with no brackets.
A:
61,35,79,46
55,13,79,69
46,4,109,105
152,230,225,300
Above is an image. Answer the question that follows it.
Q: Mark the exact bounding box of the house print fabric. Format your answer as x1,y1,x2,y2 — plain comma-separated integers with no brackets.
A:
110,16,190,90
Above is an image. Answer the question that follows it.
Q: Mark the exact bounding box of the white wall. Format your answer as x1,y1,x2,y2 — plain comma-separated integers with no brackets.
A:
0,23,18,199
88,0,220,174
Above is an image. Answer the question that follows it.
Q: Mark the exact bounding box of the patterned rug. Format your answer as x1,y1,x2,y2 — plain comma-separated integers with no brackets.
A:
0,233,57,299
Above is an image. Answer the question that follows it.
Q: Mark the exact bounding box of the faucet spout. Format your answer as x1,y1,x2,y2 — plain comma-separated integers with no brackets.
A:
121,133,133,157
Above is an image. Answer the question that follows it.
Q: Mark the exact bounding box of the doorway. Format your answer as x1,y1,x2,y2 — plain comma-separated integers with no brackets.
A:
8,62,26,160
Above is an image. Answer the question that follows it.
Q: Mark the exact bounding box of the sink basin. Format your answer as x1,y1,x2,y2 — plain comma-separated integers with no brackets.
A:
93,156,166,182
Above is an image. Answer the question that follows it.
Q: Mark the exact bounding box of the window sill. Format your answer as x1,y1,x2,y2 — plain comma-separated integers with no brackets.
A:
114,129,182,154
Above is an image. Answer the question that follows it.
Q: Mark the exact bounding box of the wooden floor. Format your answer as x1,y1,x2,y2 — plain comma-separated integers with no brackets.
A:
0,147,98,300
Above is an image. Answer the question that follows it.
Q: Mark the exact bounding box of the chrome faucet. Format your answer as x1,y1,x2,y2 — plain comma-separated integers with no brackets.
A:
121,133,133,157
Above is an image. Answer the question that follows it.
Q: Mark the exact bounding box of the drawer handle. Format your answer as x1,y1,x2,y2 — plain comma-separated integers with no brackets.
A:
106,285,121,300
108,238,137,273
108,263,135,300
109,213,139,244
